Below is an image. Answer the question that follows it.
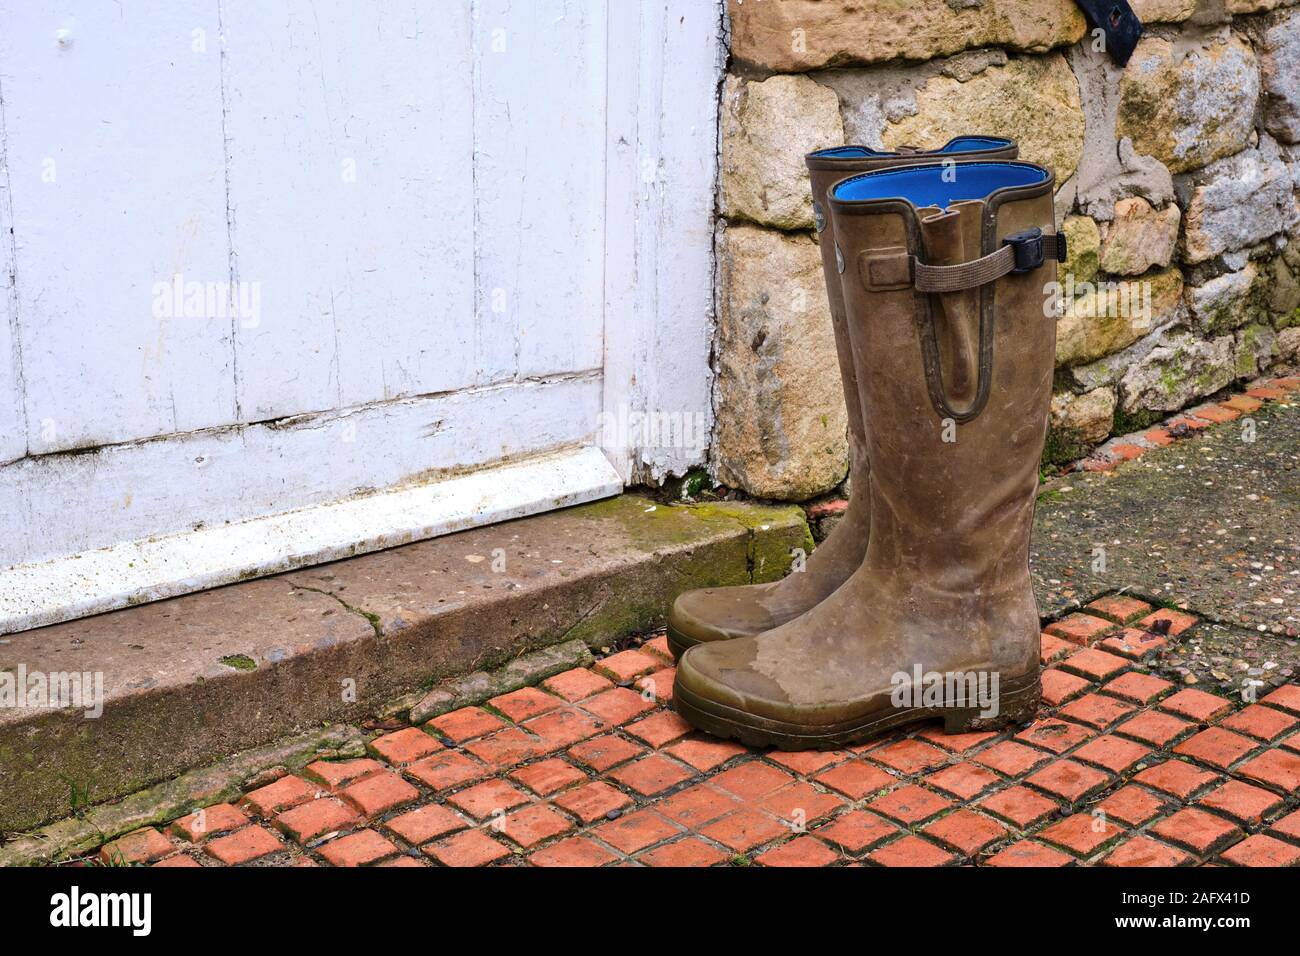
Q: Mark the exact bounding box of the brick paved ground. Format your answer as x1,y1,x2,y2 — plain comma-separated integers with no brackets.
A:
55,375,1300,867
87,600,1300,868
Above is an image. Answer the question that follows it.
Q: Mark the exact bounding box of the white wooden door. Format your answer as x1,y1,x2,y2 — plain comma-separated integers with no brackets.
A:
0,0,722,633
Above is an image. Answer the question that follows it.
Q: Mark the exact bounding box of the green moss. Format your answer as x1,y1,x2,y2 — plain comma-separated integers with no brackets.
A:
1112,405,1164,436
219,654,257,671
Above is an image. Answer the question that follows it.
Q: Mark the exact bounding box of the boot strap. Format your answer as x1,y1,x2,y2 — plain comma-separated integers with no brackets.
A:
912,228,1066,293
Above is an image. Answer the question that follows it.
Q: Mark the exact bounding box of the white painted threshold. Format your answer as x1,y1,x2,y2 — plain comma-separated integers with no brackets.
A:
0,445,623,636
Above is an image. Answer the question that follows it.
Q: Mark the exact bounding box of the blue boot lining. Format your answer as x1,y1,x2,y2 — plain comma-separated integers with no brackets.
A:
830,162,1048,209
810,137,1012,159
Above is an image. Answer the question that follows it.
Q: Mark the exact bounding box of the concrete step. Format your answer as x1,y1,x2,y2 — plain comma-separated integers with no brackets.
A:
0,494,809,832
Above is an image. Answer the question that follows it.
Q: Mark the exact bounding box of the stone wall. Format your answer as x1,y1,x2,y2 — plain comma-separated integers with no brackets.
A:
712,0,1300,498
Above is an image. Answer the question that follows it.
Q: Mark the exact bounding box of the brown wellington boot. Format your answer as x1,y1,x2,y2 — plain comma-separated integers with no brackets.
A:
674,160,1066,749
667,137,1018,660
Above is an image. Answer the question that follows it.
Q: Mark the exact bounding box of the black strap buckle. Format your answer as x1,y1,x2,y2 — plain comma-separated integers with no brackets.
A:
1002,228,1066,274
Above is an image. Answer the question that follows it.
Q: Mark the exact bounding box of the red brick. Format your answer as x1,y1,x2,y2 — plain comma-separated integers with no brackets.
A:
701,807,789,852
424,829,510,867
764,749,843,775
925,763,1002,801
1102,670,1174,704
1016,718,1094,755
1197,780,1284,826
304,758,386,792
1071,735,1153,774
712,760,795,801
1040,632,1075,664
1116,709,1195,748
274,798,361,844
405,750,489,791
552,780,633,823
428,706,505,743
171,803,249,842
984,841,1073,867
867,785,953,825
973,740,1051,777
1044,613,1115,645
638,837,728,867
865,738,949,774
1261,684,1300,715
1174,727,1258,770
1061,647,1130,681
1096,785,1167,827
1159,688,1232,722
665,738,748,775
1272,808,1300,842
1167,416,1210,431
1058,692,1136,729
625,710,693,748
1026,759,1111,802
814,760,896,799
593,649,660,683
468,726,545,766
814,810,899,853
377,855,425,868
500,803,574,848
152,855,201,868
1221,704,1300,741
655,783,739,827
1245,385,1288,400
1142,427,1174,447
542,667,614,702
1220,394,1263,413
568,734,647,771
641,634,674,662
923,809,1008,856
635,668,675,704
1237,749,1300,794
99,828,174,865
609,754,692,796
1187,403,1239,423
753,835,839,867
527,706,609,752
1220,834,1300,867
340,771,420,817
759,781,845,826
1038,812,1124,857
916,727,998,752
205,826,284,865
1136,608,1198,637
866,834,957,867
448,778,531,819
1110,443,1145,461
1101,835,1191,867
509,758,587,796
581,687,656,725
1151,808,1243,855
529,836,618,867
369,727,442,765
1086,595,1153,624
384,804,467,845
488,686,561,722
1133,760,1220,799
593,809,679,854
240,775,321,817
1100,627,1170,660
1081,456,1117,472
1042,668,1091,706
977,786,1060,828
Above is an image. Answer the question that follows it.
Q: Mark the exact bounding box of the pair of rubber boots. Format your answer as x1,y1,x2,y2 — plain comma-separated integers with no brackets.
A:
671,137,1068,750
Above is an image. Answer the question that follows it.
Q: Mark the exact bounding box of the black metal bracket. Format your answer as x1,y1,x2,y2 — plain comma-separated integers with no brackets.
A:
1075,0,1144,67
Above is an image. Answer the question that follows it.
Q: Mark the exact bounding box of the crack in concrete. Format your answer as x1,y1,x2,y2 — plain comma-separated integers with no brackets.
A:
285,580,382,638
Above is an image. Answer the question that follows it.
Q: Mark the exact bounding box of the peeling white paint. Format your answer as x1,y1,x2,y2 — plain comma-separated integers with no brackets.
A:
0,444,622,635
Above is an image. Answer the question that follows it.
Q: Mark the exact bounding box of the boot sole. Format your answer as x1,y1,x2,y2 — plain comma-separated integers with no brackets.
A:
673,667,1041,751
665,624,699,661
